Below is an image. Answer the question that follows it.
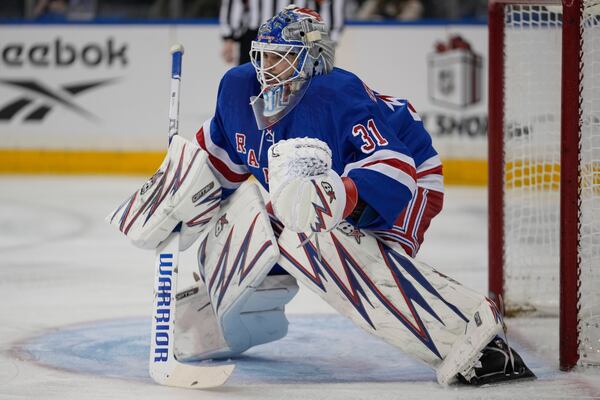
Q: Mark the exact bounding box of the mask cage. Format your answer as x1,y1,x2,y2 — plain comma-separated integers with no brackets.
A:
250,41,310,95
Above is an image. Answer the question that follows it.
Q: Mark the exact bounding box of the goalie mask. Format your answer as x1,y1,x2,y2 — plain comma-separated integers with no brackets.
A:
250,5,335,129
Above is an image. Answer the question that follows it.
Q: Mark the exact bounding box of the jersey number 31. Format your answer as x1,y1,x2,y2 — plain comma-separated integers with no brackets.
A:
352,119,388,153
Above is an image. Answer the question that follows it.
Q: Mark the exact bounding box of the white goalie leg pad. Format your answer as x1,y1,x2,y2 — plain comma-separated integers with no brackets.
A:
276,222,495,374
106,135,222,250
174,274,298,361
177,181,297,360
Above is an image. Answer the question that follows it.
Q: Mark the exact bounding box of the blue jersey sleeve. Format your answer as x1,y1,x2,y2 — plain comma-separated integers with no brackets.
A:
196,68,251,197
334,88,418,230
391,100,444,194
328,78,432,230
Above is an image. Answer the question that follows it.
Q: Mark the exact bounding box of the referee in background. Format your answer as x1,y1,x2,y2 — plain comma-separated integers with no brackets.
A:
220,0,346,65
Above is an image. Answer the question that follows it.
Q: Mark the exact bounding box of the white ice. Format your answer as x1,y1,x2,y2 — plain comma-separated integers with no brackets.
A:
1,176,599,400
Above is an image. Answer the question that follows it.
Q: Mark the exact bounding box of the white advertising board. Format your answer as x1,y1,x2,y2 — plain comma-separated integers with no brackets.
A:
0,23,487,160
0,24,227,151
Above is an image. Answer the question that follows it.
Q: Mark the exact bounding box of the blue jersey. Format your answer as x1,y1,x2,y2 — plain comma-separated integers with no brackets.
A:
196,63,443,231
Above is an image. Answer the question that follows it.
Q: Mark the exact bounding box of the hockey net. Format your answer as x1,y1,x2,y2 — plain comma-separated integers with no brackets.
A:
488,0,600,369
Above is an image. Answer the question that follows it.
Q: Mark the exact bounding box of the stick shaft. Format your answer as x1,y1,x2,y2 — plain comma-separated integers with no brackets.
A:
150,45,185,381
168,46,184,144
148,45,235,388
149,233,180,378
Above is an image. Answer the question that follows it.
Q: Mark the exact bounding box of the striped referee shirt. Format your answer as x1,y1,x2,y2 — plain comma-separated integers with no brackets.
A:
219,0,346,43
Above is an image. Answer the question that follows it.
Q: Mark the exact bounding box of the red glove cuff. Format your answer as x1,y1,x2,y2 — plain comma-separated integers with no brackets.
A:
342,177,359,219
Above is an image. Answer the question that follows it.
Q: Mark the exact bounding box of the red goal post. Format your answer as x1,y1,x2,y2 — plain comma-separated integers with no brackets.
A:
488,0,599,371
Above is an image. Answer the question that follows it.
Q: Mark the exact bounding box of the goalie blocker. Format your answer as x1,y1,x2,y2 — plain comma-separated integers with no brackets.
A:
107,135,223,251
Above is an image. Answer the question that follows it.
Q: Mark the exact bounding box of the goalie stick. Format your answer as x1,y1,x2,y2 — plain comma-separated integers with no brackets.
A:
148,44,235,389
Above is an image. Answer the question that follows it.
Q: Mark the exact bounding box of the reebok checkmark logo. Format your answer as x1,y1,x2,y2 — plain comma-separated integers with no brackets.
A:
0,78,115,122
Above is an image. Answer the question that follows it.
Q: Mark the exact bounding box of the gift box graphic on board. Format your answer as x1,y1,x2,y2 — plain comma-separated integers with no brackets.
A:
427,35,482,109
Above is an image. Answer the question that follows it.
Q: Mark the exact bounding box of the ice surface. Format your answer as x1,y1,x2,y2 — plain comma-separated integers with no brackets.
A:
1,176,599,400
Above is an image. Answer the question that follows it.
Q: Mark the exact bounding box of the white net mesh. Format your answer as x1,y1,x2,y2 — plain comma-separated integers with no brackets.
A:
503,5,562,314
502,1,600,366
578,0,600,366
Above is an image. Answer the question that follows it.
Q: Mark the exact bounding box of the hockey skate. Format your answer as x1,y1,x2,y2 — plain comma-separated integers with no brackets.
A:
457,337,536,386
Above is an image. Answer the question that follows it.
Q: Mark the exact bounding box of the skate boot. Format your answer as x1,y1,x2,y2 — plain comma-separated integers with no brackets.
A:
457,336,536,386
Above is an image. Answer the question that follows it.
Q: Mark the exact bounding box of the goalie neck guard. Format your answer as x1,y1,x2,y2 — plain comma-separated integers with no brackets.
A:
250,5,335,129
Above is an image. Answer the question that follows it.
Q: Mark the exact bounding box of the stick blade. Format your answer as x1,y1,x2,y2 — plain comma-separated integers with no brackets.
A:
150,363,235,389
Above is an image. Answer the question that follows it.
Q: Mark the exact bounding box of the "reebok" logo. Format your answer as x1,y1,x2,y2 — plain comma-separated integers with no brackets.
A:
1,38,128,68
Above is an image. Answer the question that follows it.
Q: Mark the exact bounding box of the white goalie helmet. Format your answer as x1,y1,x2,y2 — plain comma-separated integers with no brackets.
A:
249,5,335,128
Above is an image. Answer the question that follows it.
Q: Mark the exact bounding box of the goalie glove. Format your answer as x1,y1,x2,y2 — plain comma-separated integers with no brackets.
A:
268,138,358,233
